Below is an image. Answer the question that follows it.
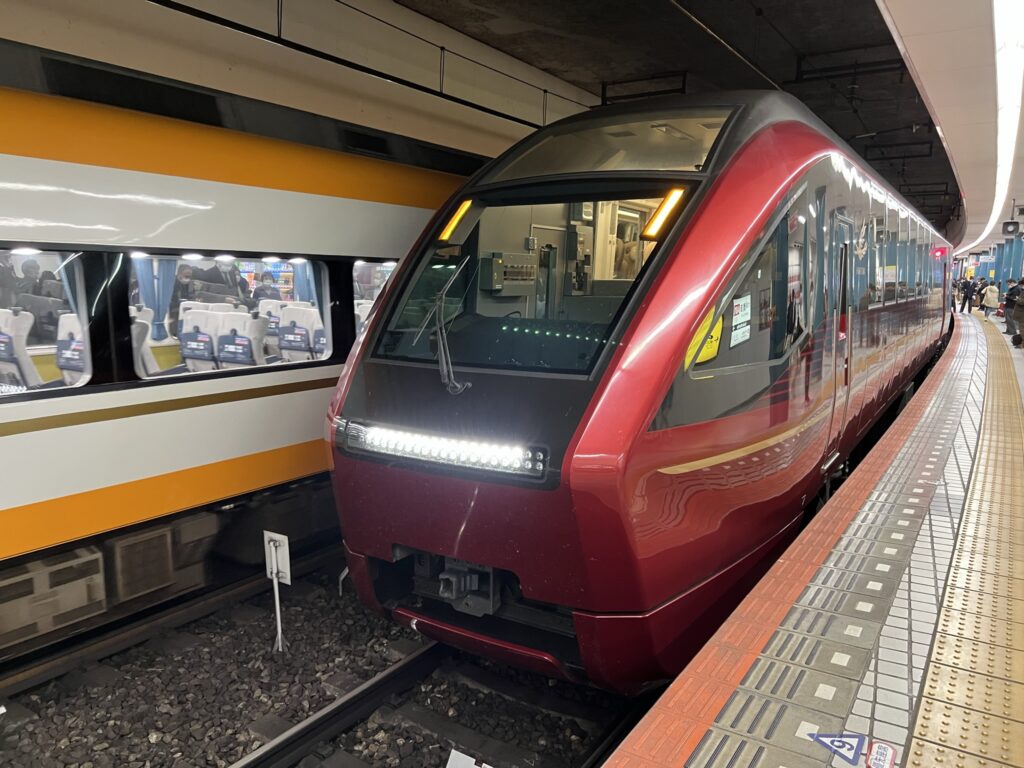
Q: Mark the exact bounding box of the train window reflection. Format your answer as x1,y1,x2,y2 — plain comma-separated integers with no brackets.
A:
0,247,90,397
376,191,686,374
485,109,733,183
128,253,331,378
353,260,396,334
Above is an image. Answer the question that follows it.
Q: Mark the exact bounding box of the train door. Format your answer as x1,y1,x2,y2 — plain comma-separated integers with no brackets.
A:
824,215,853,469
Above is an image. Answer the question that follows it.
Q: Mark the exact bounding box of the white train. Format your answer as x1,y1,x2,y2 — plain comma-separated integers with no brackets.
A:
0,85,463,655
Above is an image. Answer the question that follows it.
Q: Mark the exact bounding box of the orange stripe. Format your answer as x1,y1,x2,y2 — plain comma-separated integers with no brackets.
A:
0,439,330,560
0,86,463,209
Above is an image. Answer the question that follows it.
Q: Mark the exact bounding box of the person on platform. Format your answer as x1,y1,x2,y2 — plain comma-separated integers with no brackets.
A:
1004,279,1020,336
959,277,976,313
981,281,1000,318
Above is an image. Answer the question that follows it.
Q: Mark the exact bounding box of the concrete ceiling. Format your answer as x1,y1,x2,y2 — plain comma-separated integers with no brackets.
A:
878,0,1023,255
395,0,962,233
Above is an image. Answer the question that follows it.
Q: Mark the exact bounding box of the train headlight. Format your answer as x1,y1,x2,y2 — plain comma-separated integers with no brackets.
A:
334,419,547,478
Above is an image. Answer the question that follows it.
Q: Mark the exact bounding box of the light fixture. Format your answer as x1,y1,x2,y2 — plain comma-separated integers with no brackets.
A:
383,261,397,268
129,251,149,260
955,0,1024,255
182,253,204,261
439,199,473,242
10,247,41,256
261,256,281,263
288,257,308,264
642,189,685,239
337,420,547,478
354,260,366,266
797,215,807,225
214,254,235,262
808,203,817,218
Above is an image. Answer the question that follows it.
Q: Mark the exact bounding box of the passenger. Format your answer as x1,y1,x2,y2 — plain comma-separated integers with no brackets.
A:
981,281,1000,318
14,258,41,296
252,271,282,303
196,262,253,309
33,270,57,296
0,252,15,308
959,277,976,313
1012,279,1024,348
1004,279,1020,336
168,265,198,338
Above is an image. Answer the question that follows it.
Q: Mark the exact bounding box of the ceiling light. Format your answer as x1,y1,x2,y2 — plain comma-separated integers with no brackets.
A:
337,419,547,478
182,253,204,261
288,257,308,264
955,0,1024,254
129,251,149,260
10,247,41,256
383,261,397,268
214,254,235,262
354,260,366,266
261,256,281,263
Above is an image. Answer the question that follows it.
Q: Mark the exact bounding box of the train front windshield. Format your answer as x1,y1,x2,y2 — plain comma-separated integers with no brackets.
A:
375,191,693,375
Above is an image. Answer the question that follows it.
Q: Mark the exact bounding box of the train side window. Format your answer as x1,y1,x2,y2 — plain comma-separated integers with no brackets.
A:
353,260,397,334
652,185,811,429
128,252,332,379
0,247,91,397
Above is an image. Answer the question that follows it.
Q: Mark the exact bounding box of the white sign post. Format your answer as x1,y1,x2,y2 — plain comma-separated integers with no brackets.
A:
263,531,291,653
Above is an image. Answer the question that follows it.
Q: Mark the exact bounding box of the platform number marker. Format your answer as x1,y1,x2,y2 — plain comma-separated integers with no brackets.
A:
809,732,866,765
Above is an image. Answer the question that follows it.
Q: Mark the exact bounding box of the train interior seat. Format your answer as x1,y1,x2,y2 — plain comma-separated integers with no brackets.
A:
55,313,89,385
178,309,220,372
0,307,43,389
278,305,325,362
257,299,311,355
207,302,237,313
217,311,268,369
130,317,160,377
16,293,67,344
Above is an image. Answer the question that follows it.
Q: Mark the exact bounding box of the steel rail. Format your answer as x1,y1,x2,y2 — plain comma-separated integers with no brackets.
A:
228,642,450,768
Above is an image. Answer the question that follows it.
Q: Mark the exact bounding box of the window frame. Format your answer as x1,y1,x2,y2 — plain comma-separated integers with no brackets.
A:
685,181,813,379
0,242,357,405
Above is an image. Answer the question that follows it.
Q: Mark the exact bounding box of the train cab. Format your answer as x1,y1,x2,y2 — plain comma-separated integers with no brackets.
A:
327,91,951,694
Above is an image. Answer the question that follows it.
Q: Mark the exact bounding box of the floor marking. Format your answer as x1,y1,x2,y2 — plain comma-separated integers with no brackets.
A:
809,732,866,765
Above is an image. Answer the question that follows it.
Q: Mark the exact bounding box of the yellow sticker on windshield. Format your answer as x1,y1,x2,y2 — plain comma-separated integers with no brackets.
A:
686,311,723,368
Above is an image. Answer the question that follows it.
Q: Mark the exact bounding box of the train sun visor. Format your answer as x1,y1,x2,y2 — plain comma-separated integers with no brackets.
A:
373,186,694,377
482,108,733,184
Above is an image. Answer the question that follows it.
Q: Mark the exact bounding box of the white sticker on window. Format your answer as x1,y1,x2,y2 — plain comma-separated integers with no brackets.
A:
730,321,751,347
733,293,752,325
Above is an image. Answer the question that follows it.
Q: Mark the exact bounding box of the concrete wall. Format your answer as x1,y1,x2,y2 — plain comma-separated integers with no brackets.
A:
0,0,597,157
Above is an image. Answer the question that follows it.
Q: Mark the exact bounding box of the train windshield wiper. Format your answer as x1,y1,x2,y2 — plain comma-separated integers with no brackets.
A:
413,255,472,395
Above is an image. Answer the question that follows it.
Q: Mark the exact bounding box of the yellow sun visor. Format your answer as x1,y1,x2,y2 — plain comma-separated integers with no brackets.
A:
438,199,474,242
642,188,685,240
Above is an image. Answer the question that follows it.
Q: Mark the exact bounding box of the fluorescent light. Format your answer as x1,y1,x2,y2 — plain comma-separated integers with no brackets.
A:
182,253,204,261
214,254,235,262
337,420,547,478
10,247,41,256
129,251,148,260
383,261,397,268
955,0,1024,255
261,256,281,263
439,199,473,242
354,260,366,266
797,215,807,225
642,189,685,239
808,203,817,218
288,257,308,264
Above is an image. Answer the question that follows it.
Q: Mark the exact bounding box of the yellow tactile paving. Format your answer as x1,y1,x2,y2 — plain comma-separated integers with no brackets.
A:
913,319,1024,766
905,739,1015,768
931,634,1024,682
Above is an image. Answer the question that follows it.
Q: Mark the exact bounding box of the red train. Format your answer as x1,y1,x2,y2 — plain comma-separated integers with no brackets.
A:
327,92,952,694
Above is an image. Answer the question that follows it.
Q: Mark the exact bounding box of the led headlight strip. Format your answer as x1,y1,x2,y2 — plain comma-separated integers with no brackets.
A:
337,420,547,478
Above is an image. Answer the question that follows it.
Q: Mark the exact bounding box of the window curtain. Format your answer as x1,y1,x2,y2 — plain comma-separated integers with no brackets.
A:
293,263,314,303
152,259,178,341
133,258,157,312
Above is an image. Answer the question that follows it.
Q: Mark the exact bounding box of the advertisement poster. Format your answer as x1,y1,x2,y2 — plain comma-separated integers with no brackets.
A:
733,293,751,326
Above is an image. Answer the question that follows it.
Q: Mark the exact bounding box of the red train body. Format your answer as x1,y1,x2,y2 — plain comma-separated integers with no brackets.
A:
327,92,952,694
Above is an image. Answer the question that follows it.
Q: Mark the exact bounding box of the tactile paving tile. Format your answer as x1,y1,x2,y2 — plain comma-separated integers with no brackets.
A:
931,633,1024,682
914,699,1024,765
904,739,1016,768
760,630,872,681
922,664,1024,721
684,729,822,768
712,690,845,760
738,657,858,717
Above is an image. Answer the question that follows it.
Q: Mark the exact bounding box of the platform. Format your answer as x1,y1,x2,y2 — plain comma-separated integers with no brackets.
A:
607,313,1024,768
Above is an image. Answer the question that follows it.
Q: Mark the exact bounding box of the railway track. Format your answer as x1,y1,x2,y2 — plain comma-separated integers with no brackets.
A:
230,643,649,768
0,547,340,698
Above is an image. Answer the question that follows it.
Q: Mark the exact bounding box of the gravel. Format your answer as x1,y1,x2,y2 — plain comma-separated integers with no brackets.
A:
0,569,417,768
336,713,452,768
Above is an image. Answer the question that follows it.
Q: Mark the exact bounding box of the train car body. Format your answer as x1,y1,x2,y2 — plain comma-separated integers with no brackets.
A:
0,86,463,656
328,91,952,694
